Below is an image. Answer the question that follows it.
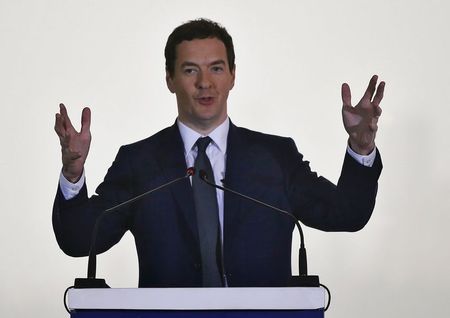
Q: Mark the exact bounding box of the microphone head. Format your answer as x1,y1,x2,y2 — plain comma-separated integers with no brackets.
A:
199,170,208,181
186,167,195,176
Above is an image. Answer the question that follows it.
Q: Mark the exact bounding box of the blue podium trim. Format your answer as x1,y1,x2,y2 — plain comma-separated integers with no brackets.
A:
71,309,324,318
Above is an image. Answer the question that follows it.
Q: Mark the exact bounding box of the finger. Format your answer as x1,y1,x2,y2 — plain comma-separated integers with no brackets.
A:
369,115,379,131
54,113,64,135
361,75,378,102
372,81,385,106
374,105,382,118
62,147,82,162
59,103,74,131
80,107,91,134
66,151,82,161
341,83,352,107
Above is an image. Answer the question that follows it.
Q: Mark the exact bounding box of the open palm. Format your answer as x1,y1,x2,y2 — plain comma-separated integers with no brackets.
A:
342,75,385,155
54,103,91,182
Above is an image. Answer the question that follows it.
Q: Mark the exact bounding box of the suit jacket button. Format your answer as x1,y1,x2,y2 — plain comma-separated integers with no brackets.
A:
194,263,201,271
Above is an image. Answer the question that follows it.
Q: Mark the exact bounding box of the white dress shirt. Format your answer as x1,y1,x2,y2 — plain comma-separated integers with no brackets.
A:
59,118,376,211
177,118,229,239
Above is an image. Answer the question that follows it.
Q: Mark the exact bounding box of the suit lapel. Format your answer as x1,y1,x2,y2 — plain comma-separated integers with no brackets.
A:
223,123,249,242
154,123,199,245
153,122,260,255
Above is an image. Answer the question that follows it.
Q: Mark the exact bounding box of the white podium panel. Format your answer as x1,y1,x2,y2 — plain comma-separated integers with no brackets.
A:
68,287,325,310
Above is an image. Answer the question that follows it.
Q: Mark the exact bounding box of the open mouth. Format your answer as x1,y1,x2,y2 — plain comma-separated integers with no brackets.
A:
196,97,215,105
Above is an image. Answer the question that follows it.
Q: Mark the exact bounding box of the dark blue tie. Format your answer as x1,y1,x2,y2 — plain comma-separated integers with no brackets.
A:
192,137,222,287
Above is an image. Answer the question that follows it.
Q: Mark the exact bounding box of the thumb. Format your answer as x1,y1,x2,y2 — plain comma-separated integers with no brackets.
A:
80,107,91,134
341,83,352,107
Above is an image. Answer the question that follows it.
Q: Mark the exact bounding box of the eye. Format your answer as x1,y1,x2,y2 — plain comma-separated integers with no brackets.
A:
211,65,224,73
183,67,198,75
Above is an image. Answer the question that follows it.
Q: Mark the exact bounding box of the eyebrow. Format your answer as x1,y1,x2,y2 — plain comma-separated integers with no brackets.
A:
180,60,226,68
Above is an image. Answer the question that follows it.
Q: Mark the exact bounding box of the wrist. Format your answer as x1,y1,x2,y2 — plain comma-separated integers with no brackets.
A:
62,167,83,183
348,139,375,156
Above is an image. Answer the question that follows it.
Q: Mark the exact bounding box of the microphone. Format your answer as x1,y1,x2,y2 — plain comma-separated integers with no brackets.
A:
74,167,195,288
199,170,319,287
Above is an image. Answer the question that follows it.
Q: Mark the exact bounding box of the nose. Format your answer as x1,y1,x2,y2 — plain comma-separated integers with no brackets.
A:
196,71,212,89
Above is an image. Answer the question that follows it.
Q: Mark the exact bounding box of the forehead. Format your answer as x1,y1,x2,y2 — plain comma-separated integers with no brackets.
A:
175,38,228,66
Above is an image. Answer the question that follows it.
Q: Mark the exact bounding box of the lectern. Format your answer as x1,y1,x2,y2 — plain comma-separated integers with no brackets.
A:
67,287,325,317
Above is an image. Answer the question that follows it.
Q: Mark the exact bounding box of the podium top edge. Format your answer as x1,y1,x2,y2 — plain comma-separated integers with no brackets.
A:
68,287,325,311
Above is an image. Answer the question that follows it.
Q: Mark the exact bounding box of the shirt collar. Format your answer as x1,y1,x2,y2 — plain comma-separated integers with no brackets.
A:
177,118,229,155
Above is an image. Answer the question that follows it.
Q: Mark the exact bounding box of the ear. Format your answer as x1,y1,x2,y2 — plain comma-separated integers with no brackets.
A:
229,65,236,90
166,70,175,93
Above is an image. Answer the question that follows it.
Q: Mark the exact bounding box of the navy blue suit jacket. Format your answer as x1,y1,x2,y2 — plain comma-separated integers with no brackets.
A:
53,122,382,287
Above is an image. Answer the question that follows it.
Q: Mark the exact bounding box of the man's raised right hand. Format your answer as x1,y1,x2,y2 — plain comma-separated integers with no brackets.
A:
54,103,91,183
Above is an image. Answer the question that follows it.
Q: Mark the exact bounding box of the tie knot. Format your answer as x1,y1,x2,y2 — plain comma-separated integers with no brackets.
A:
196,136,212,153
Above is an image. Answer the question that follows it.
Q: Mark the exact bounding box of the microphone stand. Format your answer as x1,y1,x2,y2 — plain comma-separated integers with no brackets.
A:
199,170,319,287
74,168,194,288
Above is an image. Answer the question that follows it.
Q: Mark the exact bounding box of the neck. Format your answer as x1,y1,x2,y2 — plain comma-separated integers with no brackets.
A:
178,117,227,136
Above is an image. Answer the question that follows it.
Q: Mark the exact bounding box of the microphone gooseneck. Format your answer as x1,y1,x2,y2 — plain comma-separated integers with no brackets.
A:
76,168,194,288
199,170,308,277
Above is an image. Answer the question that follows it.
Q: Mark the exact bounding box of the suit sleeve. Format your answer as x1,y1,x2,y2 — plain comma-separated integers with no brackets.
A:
285,138,382,232
52,146,135,257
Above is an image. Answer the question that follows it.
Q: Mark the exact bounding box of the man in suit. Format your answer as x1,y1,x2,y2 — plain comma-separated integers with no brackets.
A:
53,19,384,287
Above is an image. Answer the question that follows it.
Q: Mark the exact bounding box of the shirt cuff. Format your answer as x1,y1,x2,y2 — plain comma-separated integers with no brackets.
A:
59,170,85,200
346,145,376,167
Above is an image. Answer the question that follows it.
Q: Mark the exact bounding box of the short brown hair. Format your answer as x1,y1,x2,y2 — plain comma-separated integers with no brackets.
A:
165,18,235,77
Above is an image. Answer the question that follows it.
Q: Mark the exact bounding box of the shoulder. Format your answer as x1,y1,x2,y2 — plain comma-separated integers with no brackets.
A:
117,124,179,155
228,123,303,169
230,123,297,151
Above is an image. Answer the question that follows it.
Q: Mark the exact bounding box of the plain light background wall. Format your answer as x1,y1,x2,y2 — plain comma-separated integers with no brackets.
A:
1,0,449,316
